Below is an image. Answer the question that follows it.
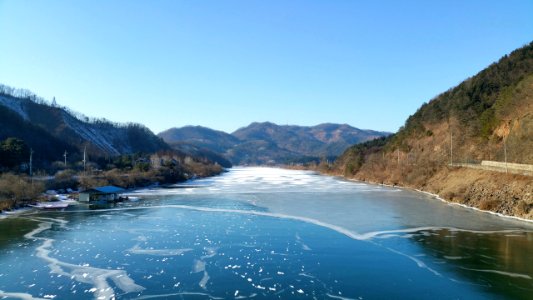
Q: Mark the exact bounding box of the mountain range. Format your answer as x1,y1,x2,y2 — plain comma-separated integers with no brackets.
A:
158,122,390,165
0,86,388,168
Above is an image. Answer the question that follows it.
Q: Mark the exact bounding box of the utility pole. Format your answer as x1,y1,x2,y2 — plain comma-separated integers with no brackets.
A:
450,131,453,166
504,137,508,173
397,148,400,167
29,148,33,177
63,150,68,167
83,146,87,172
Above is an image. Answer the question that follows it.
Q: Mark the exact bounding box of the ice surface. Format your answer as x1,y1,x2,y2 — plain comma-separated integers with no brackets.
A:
24,217,144,299
127,244,192,256
0,290,47,300
326,294,359,300
135,292,224,299
4,167,532,299
459,268,532,279
128,167,533,234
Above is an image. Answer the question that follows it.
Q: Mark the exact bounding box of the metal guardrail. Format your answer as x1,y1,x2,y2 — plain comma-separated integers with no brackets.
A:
481,161,533,172
450,161,533,176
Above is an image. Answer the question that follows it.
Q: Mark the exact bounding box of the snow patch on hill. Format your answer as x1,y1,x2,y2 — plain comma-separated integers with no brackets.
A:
61,111,121,155
0,95,29,120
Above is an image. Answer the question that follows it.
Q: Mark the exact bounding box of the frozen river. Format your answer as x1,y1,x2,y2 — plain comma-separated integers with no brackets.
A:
0,167,532,299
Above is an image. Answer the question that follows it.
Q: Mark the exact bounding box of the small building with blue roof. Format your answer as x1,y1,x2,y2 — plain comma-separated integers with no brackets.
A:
79,186,125,203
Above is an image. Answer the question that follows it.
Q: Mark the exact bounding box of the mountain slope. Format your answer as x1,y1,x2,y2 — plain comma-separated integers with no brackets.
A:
334,41,533,219
0,90,169,160
225,139,302,165
0,101,77,164
233,122,389,157
166,142,233,168
159,126,240,153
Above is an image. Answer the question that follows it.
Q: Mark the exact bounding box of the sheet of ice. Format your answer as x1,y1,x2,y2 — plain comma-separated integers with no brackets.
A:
127,244,192,256
127,167,533,235
192,248,218,290
193,260,206,273
326,293,359,300
6,167,531,300
459,268,532,279
135,292,224,299
295,233,312,251
0,290,47,300
119,167,533,296
24,217,144,299
66,204,532,242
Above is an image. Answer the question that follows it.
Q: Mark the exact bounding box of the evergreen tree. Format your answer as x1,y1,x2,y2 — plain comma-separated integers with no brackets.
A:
0,137,30,169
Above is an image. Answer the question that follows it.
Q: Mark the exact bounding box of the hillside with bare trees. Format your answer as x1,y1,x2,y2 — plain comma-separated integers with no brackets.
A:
333,42,533,219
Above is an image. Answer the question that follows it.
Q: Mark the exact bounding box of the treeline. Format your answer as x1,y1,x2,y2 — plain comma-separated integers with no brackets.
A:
0,138,30,170
394,41,533,146
338,41,533,175
0,135,222,181
0,148,224,210
0,84,156,129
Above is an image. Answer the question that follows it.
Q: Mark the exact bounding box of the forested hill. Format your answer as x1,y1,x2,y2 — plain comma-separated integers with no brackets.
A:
391,40,533,163
159,123,390,165
159,126,241,154
0,85,169,164
232,122,389,157
334,41,533,219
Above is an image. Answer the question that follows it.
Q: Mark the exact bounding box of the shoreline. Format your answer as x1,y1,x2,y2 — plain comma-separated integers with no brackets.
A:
4,166,532,225
0,168,229,220
337,174,533,225
286,165,533,224
0,207,35,219
414,188,533,225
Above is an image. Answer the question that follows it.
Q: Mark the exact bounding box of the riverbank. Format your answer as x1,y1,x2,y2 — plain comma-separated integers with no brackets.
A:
341,175,533,224
284,166,533,222
291,164,533,221
0,165,226,214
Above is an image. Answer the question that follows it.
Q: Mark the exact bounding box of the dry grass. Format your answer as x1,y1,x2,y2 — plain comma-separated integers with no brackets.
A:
348,154,532,219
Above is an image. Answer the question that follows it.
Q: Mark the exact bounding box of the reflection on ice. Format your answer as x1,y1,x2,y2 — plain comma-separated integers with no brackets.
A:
459,268,532,279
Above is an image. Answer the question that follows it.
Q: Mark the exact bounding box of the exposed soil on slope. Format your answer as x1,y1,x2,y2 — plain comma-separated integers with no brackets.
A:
332,166,533,220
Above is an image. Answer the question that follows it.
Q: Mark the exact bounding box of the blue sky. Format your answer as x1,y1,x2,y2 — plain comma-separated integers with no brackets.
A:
1,1,532,134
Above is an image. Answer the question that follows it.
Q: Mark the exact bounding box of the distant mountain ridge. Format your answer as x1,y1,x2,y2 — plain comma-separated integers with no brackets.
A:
0,85,389,167
159,122,390,165
233,122,388,157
